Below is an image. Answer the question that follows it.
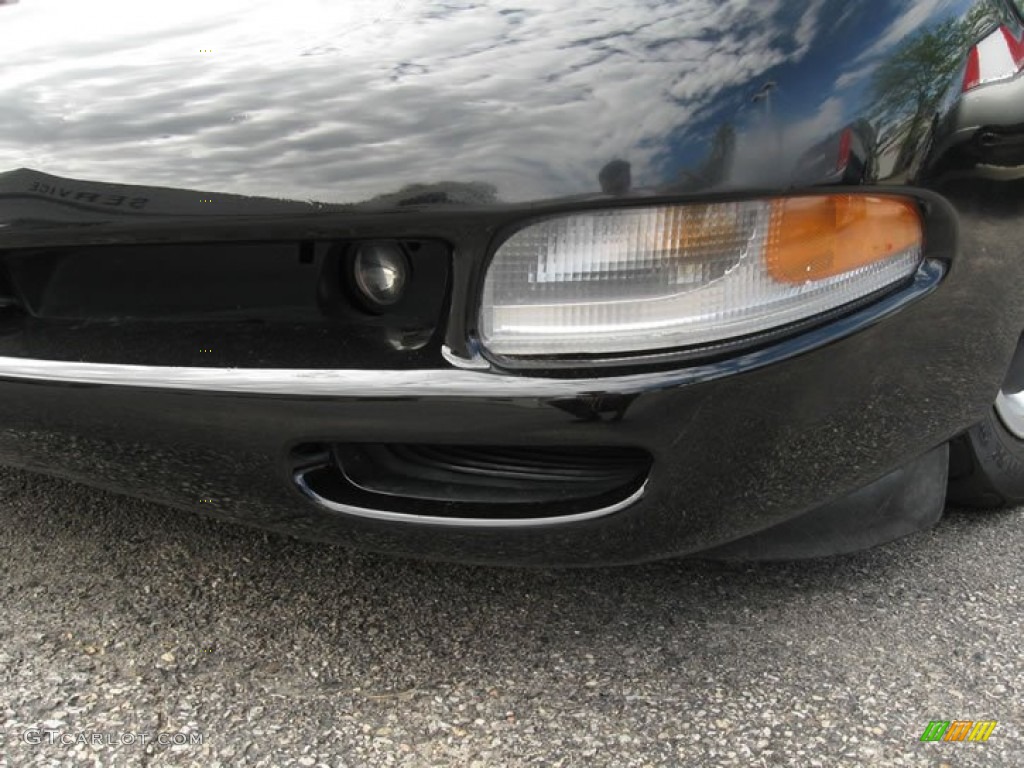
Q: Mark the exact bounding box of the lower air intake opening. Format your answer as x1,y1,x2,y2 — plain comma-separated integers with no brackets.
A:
291,443,652,525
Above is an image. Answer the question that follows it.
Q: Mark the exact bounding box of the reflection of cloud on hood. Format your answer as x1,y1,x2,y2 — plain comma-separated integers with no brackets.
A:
728,95,846,187
0,0,829,203
783,96,846,152
852,0,961,65
835,69,866,91
832,0,961,93
795,0,827,51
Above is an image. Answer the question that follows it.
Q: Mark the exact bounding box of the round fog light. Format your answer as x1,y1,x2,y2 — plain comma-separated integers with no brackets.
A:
353,241,408,308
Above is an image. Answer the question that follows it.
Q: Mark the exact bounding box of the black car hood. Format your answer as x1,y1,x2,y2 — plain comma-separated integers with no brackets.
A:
0,0,998,220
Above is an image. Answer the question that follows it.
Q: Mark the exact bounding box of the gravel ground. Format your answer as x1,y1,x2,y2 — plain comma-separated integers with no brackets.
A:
0,465,1021,767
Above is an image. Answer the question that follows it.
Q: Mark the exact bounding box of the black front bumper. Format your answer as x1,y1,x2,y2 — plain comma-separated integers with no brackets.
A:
0,243,1015,565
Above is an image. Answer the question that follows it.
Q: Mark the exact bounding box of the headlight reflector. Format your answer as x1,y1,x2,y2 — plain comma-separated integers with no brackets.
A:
479,195,922,357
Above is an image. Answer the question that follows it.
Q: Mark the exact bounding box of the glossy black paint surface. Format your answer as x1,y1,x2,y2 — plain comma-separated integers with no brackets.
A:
0,0,1008,211
1,0,1024,563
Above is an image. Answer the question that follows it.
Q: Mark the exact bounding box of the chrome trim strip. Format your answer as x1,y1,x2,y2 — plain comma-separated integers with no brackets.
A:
293,469,648,528
995,390,1024,439
0,261,944,398
441,343,492,371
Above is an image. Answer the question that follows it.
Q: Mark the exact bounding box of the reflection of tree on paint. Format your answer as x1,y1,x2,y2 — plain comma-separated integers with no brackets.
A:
870,5,996,175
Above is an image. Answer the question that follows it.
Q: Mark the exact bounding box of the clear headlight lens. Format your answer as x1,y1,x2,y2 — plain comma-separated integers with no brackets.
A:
479,195,923,357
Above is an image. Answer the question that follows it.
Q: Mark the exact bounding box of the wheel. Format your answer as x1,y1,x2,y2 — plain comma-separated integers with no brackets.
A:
948,368,1024,508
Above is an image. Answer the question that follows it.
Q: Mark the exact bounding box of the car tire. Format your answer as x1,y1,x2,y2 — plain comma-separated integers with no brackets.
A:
948,402,1024,508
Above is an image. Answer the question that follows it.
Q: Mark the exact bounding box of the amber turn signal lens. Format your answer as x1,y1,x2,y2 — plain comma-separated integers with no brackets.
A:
766,195,922,284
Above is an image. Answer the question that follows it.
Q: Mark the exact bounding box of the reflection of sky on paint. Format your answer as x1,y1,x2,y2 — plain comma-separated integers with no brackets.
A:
0,0,975,203
670,0,975,183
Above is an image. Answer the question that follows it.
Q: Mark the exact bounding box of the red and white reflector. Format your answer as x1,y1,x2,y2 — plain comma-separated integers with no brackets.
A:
963,25,1024,92
835,127,853,174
